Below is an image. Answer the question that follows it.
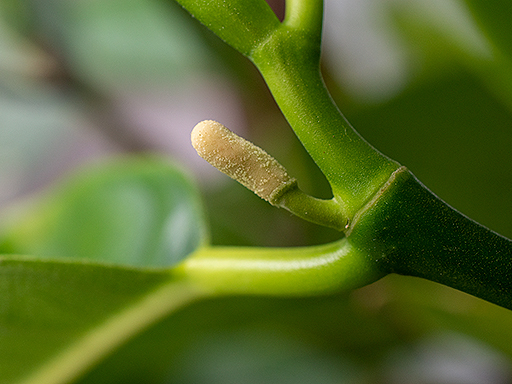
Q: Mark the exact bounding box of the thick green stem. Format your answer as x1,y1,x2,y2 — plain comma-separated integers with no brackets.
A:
349,168,512,310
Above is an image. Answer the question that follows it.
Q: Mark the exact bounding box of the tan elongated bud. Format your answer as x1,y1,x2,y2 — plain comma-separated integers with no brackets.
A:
191,120,297,204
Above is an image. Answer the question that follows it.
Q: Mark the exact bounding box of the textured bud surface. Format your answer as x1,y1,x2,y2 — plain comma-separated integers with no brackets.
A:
191,120,296,203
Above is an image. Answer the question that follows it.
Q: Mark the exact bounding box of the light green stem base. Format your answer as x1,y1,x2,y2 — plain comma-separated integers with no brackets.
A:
177,239,385,296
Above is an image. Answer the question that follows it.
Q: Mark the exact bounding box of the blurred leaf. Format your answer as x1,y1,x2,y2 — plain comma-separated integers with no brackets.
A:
463,0,512,60
0,156,207,267
387,0,512,112
41,0,214,90
0,257,203,384
75,293,390,384
0,155,208,384
71,275,512,384
381,274,512,360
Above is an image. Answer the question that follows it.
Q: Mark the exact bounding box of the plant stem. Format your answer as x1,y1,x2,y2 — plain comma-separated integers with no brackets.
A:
283,0,323,39
176,0,400,218
348,168,512,310
276,185,347,231
250,23,400,218
176,0,512,310
177,238,385,296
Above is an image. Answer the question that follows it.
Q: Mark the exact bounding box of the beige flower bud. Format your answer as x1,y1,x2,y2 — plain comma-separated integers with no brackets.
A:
191,120,297,204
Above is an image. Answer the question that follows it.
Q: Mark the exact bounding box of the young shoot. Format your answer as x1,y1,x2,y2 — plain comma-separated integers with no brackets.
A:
191,120,297,204
191,120,347,231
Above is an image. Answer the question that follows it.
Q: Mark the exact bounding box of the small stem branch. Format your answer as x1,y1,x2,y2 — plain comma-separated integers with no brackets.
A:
191,120,347,230
275,185,348,231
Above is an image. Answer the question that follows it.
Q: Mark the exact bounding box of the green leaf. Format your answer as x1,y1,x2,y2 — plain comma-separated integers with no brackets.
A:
0,257,205,384
75,295,375,384
0,156,210,383
0,156,207,268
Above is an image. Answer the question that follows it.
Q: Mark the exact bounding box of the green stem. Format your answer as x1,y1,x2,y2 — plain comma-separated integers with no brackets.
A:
174,0,280,57
175,0,512,310
176,238,385,296
250,23,399,218
275,185,347,231
283,0,323,38
176,0,400,218
349,168,512,310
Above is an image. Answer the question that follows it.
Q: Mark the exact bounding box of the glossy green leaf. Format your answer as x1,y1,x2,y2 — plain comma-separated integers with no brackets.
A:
0,156,207,268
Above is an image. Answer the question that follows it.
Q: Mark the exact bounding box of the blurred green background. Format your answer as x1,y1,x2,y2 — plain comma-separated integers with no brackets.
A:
1,0,512,383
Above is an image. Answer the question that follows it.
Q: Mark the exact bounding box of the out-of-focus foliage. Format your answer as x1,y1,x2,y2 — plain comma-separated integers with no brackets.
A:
0,156,207,267
1,0,512,383
0,157,208,384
